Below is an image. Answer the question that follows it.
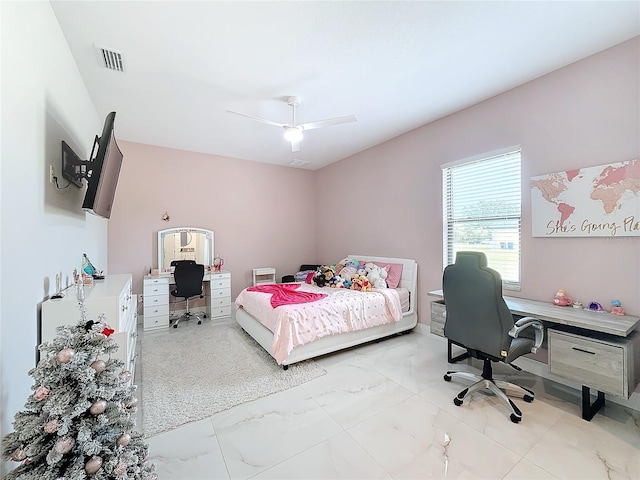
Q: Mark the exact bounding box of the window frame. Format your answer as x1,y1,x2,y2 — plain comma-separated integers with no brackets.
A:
442,147,522,290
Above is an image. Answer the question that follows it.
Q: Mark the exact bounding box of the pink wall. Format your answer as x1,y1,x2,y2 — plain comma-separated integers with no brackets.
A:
317,37,639,322
107,142,317,297
108,38,639,324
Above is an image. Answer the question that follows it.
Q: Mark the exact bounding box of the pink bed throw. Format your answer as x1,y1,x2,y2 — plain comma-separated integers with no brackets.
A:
247,283,327,308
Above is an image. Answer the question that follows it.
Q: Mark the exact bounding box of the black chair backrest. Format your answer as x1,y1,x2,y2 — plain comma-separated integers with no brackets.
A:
300,264,321,272
442,251,514,356
173,263,204,299
171,259,196,267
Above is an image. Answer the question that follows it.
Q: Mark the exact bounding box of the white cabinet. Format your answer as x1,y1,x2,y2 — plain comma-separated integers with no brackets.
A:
41,274,137,382
143,276,170,331
208,271,231,320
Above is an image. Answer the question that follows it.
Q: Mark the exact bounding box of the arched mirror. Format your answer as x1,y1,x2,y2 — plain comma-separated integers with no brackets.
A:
158,227,214,272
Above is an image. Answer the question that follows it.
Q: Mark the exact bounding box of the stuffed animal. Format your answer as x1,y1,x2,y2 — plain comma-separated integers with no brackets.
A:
351,274,372,292
342,278,353,289
364,263,388,289
329,275,344,288
312,265,335,288
335,257,358,281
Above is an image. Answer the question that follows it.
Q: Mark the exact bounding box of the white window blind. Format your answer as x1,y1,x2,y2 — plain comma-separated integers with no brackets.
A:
442,150,522,289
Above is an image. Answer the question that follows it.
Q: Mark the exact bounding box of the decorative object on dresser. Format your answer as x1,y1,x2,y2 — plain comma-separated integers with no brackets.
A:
141,321,325,437
41,274,137,383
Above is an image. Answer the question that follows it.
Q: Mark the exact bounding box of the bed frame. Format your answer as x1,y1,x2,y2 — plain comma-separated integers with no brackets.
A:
235,255,418,368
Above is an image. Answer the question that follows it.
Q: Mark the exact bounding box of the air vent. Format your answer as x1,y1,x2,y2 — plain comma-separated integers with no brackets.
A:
288,159,309,168
96,46,125,72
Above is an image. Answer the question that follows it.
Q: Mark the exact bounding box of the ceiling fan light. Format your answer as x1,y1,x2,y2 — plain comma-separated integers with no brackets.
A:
284,127,303,143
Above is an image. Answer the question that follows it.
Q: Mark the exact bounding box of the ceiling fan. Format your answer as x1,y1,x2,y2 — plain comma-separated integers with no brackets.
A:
227,96,357,152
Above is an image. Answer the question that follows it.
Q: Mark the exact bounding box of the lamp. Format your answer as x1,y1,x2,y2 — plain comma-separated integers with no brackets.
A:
284,126,303,143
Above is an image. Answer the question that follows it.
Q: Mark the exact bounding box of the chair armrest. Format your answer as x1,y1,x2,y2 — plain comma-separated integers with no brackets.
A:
509,317,544,353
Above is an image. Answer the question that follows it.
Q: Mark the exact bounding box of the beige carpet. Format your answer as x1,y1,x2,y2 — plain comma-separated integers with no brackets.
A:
141,320,326,437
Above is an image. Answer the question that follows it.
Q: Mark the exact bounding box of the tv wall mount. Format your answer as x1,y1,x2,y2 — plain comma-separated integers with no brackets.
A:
61,138,99,188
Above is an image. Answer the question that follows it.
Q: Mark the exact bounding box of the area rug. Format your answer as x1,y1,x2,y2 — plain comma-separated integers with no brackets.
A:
140,321,326,437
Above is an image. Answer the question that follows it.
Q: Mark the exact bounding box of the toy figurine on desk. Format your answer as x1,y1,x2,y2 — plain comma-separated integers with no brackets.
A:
610,299,625,315
552,289,573,306
83,253,105,280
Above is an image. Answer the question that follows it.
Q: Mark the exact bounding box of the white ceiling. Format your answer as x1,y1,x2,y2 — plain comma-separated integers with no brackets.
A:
51,1,639,170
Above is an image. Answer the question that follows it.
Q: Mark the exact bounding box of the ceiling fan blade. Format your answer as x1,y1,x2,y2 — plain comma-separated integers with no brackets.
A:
299,115,357,131
291,140,301,152
226,110,286,128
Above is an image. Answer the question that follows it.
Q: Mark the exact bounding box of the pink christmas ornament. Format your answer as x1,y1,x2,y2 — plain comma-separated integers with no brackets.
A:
117,433,131,446
56,348,75,364
44,419,60,433
89,399,107,415
90,359,106,372
114,461,128,475
33,385,50,401
85,455,103,474
120,371,132,383
11,448,26,462
55,437,74,454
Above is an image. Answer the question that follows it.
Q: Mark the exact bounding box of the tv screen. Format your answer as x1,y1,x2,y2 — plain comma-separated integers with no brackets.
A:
82,112,123,219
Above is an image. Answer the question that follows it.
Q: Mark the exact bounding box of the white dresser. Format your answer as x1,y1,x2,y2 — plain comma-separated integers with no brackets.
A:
41,274,137,381
143,270,231,331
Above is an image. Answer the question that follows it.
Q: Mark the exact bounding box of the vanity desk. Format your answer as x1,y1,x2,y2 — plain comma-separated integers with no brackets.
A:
143,270,231,331
144,227,230,331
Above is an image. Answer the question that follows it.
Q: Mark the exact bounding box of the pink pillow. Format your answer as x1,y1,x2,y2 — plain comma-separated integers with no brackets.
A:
373,262,403,288
305,271,315,284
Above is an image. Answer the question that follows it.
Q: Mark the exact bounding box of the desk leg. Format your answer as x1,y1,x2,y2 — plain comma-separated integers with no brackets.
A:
448,339,470,364
581,386,605,421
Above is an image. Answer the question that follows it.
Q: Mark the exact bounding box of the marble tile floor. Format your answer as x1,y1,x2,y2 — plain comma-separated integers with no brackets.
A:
138,321,639,480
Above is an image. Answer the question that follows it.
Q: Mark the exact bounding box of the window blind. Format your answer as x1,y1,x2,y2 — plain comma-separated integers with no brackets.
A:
442,150,522,289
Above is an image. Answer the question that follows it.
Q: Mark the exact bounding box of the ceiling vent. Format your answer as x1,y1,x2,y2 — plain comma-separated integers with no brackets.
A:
96,45,125,72
288,159,310,168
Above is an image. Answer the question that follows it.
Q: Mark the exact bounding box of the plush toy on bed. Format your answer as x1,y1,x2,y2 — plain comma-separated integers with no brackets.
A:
351,274,372,292
313,265,335,288
329,275,345,288
364,262,388,289
335,257,358,281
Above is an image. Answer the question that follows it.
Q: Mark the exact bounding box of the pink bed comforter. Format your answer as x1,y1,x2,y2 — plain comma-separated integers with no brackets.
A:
235,283,403,363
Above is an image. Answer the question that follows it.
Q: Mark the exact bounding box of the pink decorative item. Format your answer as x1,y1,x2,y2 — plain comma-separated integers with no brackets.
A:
33,385,50,401
610,300,625,315
552,289,572,306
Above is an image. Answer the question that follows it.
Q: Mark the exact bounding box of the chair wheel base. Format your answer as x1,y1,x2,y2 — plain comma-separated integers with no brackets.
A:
173,324,178,328
523,394,534,403
444,374,452,382
453,397,463,406
510,413,521,423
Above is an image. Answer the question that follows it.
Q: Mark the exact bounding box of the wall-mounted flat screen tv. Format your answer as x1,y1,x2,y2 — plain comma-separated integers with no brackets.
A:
61,111,123,219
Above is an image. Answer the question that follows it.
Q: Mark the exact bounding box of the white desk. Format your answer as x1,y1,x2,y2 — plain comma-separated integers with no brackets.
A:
143,270,231,331
428,290,640,420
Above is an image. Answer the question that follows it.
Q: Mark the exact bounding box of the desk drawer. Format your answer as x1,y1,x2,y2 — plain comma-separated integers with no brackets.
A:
144,283,169,296
430,300,446,337
548,330,625,397
210,296,231,308
144,293,169,307
144,303,169,319
211,288,230,299
210,305,232,319
209,277,230,290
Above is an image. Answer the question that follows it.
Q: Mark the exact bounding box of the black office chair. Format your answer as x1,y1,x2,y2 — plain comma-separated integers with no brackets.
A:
442,251,544,423
170,262,205,328
281,264,321,283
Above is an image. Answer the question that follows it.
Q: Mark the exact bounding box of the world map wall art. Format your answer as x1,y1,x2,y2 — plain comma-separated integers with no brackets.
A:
530,159,640,237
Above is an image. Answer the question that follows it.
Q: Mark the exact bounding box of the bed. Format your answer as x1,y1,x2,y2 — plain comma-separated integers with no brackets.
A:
235,255,418,368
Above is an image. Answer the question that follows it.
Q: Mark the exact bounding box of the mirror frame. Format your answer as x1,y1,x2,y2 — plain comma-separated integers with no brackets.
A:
157,227,214,272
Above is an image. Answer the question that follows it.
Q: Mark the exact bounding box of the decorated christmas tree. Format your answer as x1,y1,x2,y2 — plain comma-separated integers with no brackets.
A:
2,297,156,479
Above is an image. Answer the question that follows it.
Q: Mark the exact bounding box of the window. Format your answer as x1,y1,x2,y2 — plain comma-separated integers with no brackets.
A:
442,149,521,289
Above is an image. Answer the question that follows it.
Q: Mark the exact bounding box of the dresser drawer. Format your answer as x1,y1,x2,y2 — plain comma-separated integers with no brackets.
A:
430,300,446,337
144,303,170,319
548,330,626,397
210,296,231,308
144,314,169,330
210,305,232,319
